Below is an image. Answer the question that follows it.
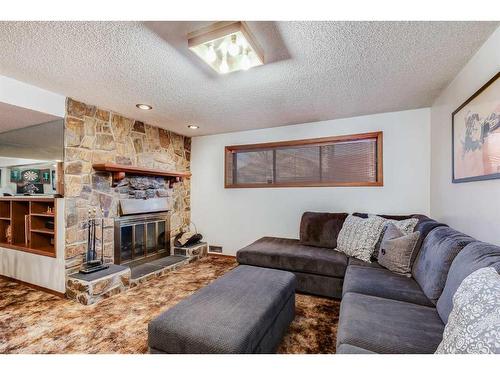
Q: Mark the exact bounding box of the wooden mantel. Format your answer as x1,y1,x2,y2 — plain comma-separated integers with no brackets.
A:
92,163,191,186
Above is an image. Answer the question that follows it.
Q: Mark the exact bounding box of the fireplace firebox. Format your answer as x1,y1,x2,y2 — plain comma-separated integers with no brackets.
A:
114,198,171,266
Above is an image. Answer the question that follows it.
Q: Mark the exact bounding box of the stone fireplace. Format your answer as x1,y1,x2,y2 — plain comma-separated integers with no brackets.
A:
63,98,191,277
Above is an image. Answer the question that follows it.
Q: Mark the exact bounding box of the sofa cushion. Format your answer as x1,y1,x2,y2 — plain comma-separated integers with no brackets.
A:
436,266,500,354
412,227,475,304
336,215,387,262
436,241,500,323
343,265,433,306
413,215,448,238
348,257,383,269
412,216,448,254
337,292,445,353
236,237,348,278
377,224,420,276
292,271,344,298
299,212,348,248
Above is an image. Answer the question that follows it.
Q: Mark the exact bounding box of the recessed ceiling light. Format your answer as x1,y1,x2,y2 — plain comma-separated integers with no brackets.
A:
187,125,199,130
188,21,264,74
136,104,152,110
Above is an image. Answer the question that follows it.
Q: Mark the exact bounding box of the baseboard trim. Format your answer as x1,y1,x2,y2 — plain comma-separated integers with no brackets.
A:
0,275,65,299
207,252,236,258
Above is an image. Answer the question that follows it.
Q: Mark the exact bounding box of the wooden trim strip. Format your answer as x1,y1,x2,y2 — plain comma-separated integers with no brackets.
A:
0,275,65,298
207,252,236,259
225,131,382,152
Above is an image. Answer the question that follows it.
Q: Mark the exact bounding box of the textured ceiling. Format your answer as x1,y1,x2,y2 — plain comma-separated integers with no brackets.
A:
0,21,497,136
0,101,61,133
0,119,64,160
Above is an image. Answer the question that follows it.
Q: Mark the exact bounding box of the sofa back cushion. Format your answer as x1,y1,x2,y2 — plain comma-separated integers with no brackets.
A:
412,216,448,256
299,212,348,248
412,226,475,304
436,241,500,323
353,212,414,220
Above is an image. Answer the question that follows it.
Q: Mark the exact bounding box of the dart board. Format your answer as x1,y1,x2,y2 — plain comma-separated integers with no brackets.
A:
22,169,41,183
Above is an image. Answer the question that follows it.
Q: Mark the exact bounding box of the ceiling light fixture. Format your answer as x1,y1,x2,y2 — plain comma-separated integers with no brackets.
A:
136,104,152,110
187,125,199,129
188,21,264,74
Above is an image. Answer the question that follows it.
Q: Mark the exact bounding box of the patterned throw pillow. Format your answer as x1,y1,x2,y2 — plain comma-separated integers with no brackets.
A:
435,267,500,354
371,216,419,260
336,215,387,262
377,223,420,277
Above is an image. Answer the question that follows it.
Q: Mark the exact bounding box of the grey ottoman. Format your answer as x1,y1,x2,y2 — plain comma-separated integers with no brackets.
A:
148,265,296,353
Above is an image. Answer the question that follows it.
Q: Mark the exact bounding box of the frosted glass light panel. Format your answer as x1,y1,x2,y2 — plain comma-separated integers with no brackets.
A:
188,22,264,74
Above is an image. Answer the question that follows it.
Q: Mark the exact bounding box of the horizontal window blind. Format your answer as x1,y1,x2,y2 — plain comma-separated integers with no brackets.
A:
320,139,377,183
225,132,382,188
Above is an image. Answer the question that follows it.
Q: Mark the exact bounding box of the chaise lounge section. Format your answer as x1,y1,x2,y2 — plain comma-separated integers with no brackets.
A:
236,236,348,298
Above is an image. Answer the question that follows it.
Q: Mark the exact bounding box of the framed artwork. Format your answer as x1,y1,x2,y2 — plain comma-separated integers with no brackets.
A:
22,169,41,183
452,72,500,183
10,169,22,182
51,170,57,191
40,169,51,184
16,183,44,195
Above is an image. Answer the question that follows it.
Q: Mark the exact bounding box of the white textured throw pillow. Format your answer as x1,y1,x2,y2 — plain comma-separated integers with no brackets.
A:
336,214,387,262
435,267,500,354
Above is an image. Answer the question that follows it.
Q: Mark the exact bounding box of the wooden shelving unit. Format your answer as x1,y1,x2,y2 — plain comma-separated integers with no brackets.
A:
0,197,56,258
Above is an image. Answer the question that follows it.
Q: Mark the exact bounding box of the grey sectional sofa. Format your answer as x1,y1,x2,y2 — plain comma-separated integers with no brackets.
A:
236,212,500,354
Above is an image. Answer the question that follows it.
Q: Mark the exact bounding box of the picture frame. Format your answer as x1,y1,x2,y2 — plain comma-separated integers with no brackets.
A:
21,169,41,183
40,169,51,184
51,170,56,191
10,168,22,183
452,71,500,183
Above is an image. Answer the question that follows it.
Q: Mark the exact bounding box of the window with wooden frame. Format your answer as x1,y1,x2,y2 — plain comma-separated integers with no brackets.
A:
224,132,383,188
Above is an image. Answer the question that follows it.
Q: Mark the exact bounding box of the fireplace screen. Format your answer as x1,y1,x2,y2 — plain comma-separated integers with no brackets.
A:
114,213,170,265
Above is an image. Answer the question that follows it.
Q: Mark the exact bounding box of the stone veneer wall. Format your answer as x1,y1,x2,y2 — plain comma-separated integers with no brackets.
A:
64,98,191,275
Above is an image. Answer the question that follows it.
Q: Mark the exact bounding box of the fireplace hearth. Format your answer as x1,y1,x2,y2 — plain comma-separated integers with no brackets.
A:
114,198,171,267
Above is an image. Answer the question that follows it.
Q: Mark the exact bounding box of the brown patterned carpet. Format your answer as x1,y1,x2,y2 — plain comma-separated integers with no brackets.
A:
0,256,340,354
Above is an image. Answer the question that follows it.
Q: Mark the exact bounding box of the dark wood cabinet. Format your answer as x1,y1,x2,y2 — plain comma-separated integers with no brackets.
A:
0,197,56,257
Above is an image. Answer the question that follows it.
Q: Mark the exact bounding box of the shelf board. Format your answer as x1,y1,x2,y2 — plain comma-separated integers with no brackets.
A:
30,228,55,235
92,163,191,185
0,197,55,202
0,242,56,258
0,217,11,220
30,213,55,217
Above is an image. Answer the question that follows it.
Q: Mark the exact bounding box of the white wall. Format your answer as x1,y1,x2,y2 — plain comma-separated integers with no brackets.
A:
430,27,500,245
0,75,65,117
191,108,430,255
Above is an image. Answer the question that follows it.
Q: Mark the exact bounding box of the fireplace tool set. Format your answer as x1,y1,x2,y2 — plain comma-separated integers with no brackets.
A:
79,208,109,274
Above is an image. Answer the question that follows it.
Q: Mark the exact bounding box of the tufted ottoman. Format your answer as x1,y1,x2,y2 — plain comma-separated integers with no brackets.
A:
148,265,296,353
